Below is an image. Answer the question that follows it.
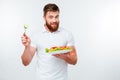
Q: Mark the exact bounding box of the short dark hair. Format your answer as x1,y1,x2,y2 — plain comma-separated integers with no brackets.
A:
43,3,59,16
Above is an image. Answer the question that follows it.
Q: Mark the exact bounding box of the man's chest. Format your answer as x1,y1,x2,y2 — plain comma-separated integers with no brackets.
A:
36,33,67,49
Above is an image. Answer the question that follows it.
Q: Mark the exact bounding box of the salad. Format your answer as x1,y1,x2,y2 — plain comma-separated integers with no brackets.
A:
45,46,72,54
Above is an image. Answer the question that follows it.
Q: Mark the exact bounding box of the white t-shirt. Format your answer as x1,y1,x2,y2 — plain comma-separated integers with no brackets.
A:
31,27,74,80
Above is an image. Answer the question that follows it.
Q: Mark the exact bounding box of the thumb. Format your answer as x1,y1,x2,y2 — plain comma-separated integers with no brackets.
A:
23,33,29,39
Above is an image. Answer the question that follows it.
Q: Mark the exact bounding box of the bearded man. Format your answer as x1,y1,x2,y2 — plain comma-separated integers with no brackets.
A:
21,3,77,80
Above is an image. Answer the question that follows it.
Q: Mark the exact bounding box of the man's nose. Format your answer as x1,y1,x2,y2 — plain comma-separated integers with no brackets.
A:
52,18,57,22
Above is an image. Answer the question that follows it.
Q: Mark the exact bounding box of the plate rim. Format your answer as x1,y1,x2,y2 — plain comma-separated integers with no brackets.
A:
46,49,72,54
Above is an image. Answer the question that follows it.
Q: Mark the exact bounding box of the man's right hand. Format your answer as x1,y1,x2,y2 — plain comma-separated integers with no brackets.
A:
21,33,31,47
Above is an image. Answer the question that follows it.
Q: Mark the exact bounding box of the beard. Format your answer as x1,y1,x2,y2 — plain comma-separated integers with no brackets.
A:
46,21,59,32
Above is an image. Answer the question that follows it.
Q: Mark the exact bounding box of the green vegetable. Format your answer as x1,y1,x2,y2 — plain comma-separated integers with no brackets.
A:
24,24,29,29
45,48,49,53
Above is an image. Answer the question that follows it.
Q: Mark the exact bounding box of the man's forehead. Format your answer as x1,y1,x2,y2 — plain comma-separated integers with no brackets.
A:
46,11,59,16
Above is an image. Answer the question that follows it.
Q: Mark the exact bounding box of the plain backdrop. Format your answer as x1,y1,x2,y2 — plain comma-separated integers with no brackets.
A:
0,0,120,80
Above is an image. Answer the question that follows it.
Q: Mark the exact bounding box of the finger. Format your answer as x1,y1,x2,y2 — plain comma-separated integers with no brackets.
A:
21,38,27,43
23,33,29,39
21,36,27,42
53,54,61,57
23,32,26,36
22,40,27,44
52,54,59,57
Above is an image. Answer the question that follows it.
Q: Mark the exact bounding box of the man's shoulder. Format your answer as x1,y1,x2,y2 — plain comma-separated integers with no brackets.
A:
59,27,73,35
59,27,70,32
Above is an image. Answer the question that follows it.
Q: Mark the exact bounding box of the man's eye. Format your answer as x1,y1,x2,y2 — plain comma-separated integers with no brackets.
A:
55,16,59,19
56,16,59,18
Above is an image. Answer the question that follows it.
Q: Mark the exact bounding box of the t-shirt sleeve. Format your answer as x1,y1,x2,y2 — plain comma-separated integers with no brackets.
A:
66,32,75,46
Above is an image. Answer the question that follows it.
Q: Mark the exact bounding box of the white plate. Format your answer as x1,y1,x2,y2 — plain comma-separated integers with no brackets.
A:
47,50,72,54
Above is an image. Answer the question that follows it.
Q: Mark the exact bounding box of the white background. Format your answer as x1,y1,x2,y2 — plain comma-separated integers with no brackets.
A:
0,0,120,80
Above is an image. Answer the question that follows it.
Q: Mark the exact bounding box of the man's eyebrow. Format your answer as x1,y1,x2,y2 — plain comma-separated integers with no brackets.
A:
55,15,59,17
49,15,59,17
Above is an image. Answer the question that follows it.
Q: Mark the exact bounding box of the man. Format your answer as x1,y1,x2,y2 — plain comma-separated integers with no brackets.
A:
21,3,77,80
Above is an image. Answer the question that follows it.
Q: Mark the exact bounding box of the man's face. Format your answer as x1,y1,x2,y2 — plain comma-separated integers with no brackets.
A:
44,11,59,32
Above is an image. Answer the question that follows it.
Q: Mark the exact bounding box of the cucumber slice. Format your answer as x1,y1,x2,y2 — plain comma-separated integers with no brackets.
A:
24,24,29,29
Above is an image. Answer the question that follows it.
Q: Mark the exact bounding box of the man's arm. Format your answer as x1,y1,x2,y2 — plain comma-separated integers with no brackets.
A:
21,33,36,66
21,46,36,66
53,46,77,65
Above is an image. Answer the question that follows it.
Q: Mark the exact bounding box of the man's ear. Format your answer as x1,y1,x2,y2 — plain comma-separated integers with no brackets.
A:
43,16,46,20
43,16,45,20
